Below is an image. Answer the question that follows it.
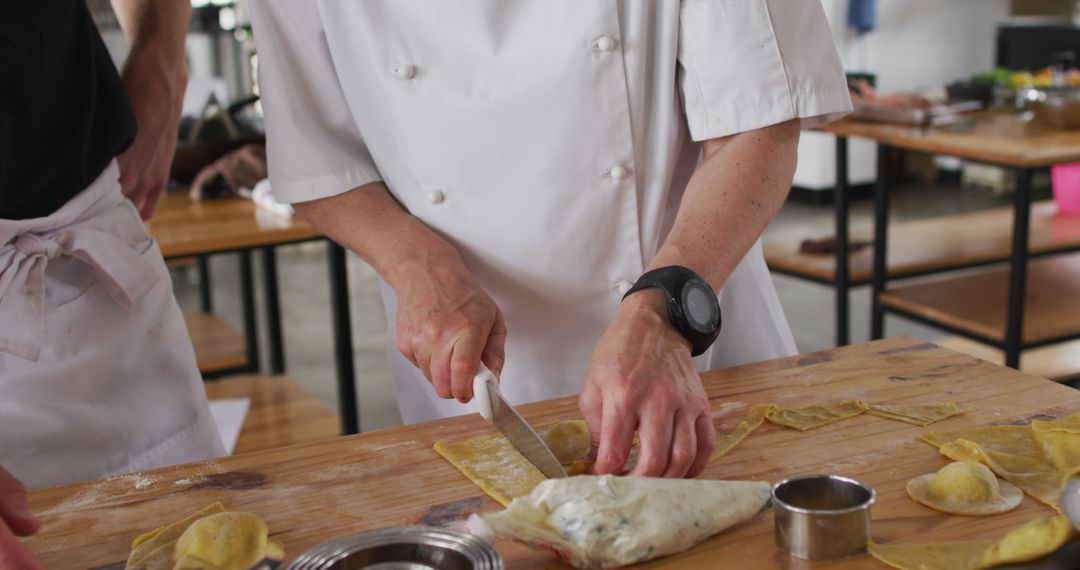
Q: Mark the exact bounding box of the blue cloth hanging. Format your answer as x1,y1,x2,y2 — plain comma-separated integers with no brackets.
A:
847,0,877,36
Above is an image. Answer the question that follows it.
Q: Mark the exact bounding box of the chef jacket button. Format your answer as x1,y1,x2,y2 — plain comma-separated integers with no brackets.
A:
609,165,631,181
392,64,417,80
594,36,617,52
614,280,634,295
427,190,445,204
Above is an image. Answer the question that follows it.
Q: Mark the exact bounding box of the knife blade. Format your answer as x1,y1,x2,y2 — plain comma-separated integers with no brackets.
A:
473,365,568,479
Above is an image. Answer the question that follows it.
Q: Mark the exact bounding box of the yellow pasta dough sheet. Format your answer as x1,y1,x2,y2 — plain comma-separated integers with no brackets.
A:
866,402,970,426
126,502,283,570
712,403,773,461
765,400,868,431
869,514,1074,570
434,420,593,506
922,412,1080,511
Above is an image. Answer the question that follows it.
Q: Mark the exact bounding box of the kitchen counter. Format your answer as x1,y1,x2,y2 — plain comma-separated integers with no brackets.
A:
24,337,1080,568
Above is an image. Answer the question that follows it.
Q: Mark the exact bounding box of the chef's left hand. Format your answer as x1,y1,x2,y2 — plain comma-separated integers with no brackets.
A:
580,290,716,479
115,47,187,220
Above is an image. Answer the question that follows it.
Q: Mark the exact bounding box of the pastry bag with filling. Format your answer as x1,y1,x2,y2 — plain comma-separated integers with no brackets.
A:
483,475,771,569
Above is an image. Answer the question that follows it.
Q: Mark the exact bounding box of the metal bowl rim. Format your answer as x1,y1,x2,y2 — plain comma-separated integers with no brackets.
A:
770,474,877,516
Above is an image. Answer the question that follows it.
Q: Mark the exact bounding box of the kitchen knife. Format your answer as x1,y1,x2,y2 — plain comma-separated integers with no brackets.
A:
473,364,568,479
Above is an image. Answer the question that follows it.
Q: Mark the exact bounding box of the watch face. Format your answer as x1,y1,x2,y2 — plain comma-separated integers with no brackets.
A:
683,282,717,333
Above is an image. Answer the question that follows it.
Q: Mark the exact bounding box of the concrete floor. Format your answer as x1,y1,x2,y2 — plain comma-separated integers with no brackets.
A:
171,179,1051,432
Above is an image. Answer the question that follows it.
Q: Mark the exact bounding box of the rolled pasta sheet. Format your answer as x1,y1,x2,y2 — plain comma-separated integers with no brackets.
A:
484,475,771,569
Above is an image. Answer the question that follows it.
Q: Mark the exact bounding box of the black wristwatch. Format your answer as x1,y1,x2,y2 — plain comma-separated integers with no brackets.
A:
622,266,721,356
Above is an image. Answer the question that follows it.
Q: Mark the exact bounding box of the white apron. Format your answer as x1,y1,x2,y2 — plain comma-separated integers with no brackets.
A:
0,162,225,489
252,0,852,423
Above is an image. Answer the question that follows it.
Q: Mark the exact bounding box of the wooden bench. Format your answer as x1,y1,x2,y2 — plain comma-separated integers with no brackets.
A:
935,336,1080,383
185,313,247,374
203,375,340,454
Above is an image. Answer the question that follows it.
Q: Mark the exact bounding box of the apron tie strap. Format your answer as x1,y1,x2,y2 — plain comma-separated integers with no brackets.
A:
0,227,160,361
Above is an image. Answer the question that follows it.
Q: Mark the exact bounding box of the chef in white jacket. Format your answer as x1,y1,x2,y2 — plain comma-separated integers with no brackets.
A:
251,0,851,479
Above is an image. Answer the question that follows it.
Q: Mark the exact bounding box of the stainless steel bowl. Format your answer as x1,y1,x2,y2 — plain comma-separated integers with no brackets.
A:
771,474,876,561
288,526,503,570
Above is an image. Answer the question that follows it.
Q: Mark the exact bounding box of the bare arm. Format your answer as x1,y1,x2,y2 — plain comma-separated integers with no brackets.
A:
581,119,800,479
294,183,507,401
108,0,191,219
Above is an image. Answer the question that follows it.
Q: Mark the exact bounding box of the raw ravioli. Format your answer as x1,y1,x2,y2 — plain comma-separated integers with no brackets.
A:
125,503,283,570
922,412,1080,510
906,461,1022,516
765,400,867,431
866,402,970,426
869,514,1073,570
484,475,771,569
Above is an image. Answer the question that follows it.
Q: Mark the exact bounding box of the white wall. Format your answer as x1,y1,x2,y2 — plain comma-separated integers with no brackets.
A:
820,0,1010,92
794,0,1011,190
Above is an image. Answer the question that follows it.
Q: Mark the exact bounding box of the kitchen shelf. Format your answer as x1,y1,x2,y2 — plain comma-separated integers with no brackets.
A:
185,313,247,374
880,252,1080,346
764,201,1080,284
935,336,1080,383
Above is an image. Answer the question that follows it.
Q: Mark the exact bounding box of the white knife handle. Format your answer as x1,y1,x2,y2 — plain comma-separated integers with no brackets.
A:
473,363,498,420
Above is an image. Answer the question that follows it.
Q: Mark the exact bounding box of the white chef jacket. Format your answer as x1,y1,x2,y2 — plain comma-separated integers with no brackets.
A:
252,0,851,424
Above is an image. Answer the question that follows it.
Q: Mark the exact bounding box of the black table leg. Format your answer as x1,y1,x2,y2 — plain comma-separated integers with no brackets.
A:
871,145,890,340
834,136,851,347
328,241,359,435
1004,168,1033,369
197,255,213,313
239,250,260,373
261,247,286,374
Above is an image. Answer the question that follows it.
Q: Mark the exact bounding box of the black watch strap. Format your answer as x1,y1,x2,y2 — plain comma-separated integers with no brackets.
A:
622,265,721,356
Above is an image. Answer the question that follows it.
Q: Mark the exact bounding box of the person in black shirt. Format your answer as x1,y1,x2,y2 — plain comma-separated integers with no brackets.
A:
0,2,225,567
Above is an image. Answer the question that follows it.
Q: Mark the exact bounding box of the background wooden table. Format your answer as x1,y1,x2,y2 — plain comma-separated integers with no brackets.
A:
146,194,361,434
25,337,1080,568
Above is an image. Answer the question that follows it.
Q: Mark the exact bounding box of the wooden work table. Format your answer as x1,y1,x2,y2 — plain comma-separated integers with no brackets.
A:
25,337,1080,568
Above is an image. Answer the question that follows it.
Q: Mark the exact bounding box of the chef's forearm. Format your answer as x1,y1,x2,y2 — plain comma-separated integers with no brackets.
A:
292,182,468,289
109,0,191,70
648,119,800,290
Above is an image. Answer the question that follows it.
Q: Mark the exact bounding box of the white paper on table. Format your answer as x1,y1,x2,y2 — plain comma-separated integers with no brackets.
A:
208,398,251,455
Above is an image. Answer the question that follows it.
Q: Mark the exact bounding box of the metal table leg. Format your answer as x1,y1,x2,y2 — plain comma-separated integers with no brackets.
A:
834,136,851,347
1004,168,1033,369
197,255,213,313
870,145,890,340
239,250,260,372
261,247,286,374
328,241,359,435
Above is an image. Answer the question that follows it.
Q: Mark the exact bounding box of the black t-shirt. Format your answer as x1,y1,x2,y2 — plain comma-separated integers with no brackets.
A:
0,1,136,220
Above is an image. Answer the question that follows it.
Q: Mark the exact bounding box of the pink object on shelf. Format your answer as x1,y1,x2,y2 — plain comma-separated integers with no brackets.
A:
1052,162,1080,216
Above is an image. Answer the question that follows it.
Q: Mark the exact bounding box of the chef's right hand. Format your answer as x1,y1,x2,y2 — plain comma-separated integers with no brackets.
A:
393,260,507,403
0,467,43,570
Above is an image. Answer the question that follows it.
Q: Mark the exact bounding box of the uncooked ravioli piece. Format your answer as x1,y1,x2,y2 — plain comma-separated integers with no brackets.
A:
126,502,226,569
868,514,1073,570
434,420,592,506
765,400,867,431
865,402,970,426
712,403,773,461
174,512,278,570
484,475,771,569
922,412,1080,511
906,461,1022,516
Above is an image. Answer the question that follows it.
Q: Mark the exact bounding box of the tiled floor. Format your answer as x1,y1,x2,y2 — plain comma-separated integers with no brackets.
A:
171,178,1056,432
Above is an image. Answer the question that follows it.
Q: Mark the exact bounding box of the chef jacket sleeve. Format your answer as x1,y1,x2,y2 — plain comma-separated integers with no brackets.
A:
677,0,853,141
250,2,382,204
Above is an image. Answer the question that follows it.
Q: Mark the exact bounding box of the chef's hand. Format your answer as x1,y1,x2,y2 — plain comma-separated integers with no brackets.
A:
394,259,508,403
0,467,43,570
580,290,716,479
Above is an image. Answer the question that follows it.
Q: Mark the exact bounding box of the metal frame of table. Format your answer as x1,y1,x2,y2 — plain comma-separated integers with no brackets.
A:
818,117,1080,368
164,236,360,435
